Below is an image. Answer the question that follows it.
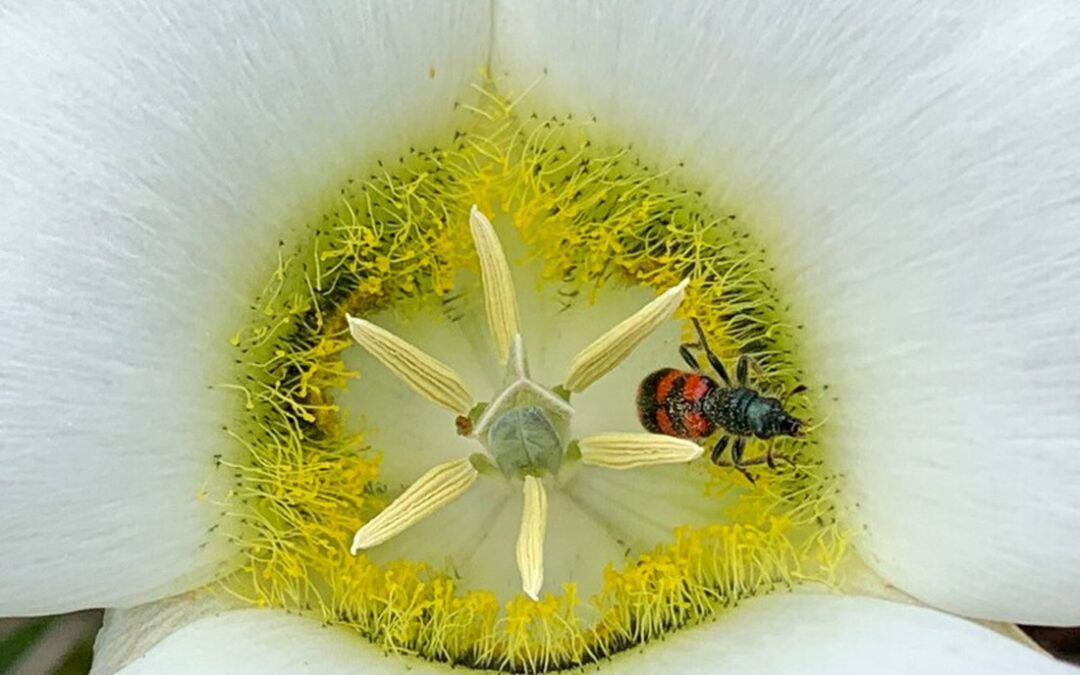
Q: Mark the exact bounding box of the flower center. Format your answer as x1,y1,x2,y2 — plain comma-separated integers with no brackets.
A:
345,205,700,601
218,83,845,672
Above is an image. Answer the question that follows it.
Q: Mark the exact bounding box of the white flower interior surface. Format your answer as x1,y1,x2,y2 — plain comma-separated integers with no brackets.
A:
493,0,1080,625
0,0,488,615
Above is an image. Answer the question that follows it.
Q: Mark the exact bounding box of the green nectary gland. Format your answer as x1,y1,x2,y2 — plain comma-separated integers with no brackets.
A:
219,86,838,672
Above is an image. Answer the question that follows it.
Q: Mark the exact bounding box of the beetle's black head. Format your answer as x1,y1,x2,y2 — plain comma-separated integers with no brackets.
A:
757,397,805,439
776,411,805,438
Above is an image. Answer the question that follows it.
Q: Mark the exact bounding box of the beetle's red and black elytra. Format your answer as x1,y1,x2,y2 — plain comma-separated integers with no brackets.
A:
636,318,806,481
637,368,718,439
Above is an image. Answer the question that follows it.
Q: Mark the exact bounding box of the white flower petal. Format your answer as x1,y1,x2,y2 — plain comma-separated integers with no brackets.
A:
0,1,488,614
607,594,1071,675
108,609,446,675
91,593,240,675
494,1,1080,624
106,596,1070,675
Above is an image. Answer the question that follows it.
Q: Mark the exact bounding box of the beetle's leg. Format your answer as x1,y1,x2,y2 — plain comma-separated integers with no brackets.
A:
691,318,731,386
679,344,702,372
713,435,757,482
737,443,795,469
709,436,730,465
738,454,794,468
736,355,749,386
765,438,797,469
735,354,768,386
772,450,796,467
730,436,756,483
731,436,746,464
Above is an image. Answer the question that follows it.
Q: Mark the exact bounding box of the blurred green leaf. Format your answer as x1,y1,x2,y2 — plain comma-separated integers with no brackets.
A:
0,619,51,672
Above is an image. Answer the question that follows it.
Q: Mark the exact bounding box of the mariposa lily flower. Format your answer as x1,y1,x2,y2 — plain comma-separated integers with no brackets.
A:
2,2,1078,674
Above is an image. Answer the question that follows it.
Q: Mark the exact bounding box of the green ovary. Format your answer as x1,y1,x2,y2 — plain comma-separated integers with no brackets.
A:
218,84,844,672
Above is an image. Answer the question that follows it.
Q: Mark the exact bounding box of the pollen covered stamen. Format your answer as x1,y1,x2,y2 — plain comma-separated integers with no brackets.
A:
563,278,690,393
350,457,478,553
470,205,521,364
346,315,475,414
578,433,703,469
516,476,548,601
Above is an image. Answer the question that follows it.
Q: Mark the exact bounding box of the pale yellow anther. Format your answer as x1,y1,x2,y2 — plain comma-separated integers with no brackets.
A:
516,476,548,601
562,278,689,393
469,205,520,363
578,433,703,470
351,457,479,553
346,314,474,414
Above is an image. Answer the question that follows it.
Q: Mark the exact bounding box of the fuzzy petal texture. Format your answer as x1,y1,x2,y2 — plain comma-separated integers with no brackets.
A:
493,0,1080,625
0,1,487,614
105,595,1071,675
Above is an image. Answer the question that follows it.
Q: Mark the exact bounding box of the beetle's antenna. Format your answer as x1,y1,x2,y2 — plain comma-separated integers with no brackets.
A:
691,317,731,385
802,414,830,434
